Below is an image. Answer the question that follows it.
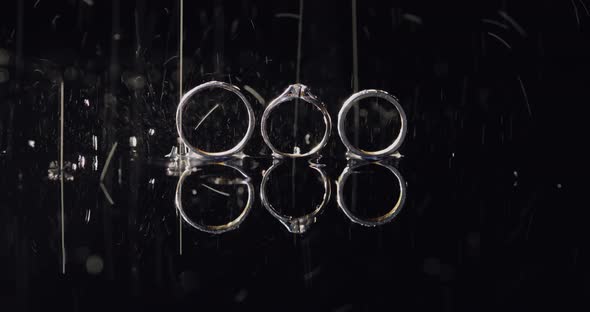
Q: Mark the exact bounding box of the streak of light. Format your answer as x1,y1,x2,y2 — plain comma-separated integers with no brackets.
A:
303,266,321,281
481,18,509,29
274,13,300,19
163,55,178,65
352,0,359,92
100,183,115,205
572,0,581,27
579,0,590,16
292,0,304,144
402,13,422,24
99,142,118,182
194,104,220,130
179,0,184,256
517,76,532,117
296,1,304,83
179,0,183,99
498,11,527,37
178,216,183,256
52,15,61,29
202,184,230,197
352,0,360,146
243,85,265,105
134,9,142,56
487,32,512,50
350,0,362,226
85,209,91,223
59,81,65,274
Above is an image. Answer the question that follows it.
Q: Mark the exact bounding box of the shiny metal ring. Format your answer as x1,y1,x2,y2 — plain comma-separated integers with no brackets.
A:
175,164,254,234
260,160,331,233
261,84,332,158
338,89,407,159
336,162,406,227
176,81,256,158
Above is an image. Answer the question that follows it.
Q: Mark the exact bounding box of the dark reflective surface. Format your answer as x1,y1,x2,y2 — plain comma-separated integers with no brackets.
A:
0,0,582,311
337,161,405,226
176,162,254,234
261,158,331,233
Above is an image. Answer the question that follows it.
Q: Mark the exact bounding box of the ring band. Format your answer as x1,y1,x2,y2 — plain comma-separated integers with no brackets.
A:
175,164,254,234
338,89,407,159
176,81,256,158
261,84,332,158
336,162,406,227
260,160,331,233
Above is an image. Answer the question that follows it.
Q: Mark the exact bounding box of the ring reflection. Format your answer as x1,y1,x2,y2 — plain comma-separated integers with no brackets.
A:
336,162,406,227
175,163,254,234
260,159,331,234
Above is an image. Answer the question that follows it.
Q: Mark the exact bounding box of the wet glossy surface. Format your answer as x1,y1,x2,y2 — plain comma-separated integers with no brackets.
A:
0,0,583,311
1,150,574,311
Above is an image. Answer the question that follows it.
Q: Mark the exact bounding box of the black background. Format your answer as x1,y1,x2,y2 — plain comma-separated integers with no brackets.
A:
0,0,584,311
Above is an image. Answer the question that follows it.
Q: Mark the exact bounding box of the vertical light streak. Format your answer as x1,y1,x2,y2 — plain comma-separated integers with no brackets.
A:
179,0,184,256
60,82,66,274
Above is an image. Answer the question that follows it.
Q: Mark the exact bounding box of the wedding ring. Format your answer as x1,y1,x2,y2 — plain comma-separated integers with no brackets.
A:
260,159,331,233
338,89,407,159
261,84,332,158
176,81,255,158
336,161,406,226
175,163,254,234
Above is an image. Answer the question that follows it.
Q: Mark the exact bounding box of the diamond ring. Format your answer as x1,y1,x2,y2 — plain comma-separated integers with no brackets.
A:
261,84,332,158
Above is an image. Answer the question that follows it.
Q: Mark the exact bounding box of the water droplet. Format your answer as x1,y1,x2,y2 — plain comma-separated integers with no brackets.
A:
85,255,104,275
78,155,86,169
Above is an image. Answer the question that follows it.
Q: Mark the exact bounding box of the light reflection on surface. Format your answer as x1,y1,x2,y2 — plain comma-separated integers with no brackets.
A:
336,161,406,227
260,159,331,234
175,162,254,234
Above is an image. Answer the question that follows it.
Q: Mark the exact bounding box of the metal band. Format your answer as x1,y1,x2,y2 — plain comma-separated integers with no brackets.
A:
176,81,256,158
261,84,331,158
260,160,331,233
338,89,407,159
336,161,406,227
175,163,254,234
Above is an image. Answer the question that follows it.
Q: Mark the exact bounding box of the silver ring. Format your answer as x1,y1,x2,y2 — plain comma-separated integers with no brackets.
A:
260,160,331,233
338,89,407,159
261,84,332,158
175,163,254,234
336,162,406,227
176,81,256,158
